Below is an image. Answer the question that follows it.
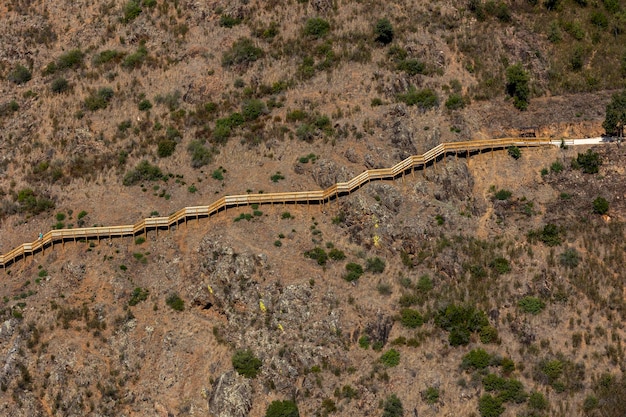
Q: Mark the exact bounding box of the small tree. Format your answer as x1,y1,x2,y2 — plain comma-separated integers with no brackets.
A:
232,349,262,378
593,196,609,214
374,18,394,45
505,64,530,110
382,394,403,417
576,149,602,174
265,400,299,417
603,89,626,137
8,65,32,84
507,146,521,159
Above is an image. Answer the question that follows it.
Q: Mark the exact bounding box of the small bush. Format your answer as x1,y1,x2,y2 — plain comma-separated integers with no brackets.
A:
123,160,163,185
380,349,400,367
400,308,423,328
304,247,328,266
328,248,346,260
366,257,385,273
343,263,363,281
271,172,285,182
187,141,213,168
462,348,492,370
489,257,511,275
57,49,84,70
576,149,601,174
157,139,177,158
592,196,609,214
222,38,264,69
382,394,403,417
422,387,440,404
505,64,530,111
374,18,394,45
518,296,545,315
50,77,69,94
445,93,465,110
232,349,262,378
122,1,142,23
528,391,548,410
478,394,505,417
122,45,148,69
220,14,242,28
480,326,499,344
494,189,512,200
265,400,299,417
242,99,266,121
358,335,370,349
303,17,330,38
135,237,145,245
397,86,438,109
166,293,184,311
507,146,521,159
435,304,489,346
84,87,114,111
550,160,564,173
129,287,149,306
528,223,562,246
8,65,32,84
560,248,580,268
138,99,152,111
93,49,124,66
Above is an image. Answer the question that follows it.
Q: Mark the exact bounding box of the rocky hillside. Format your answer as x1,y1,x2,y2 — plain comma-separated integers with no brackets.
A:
1,0,626,416
1,144,625,417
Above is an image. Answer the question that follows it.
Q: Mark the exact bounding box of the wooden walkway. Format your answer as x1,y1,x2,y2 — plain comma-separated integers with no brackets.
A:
0,137,565,268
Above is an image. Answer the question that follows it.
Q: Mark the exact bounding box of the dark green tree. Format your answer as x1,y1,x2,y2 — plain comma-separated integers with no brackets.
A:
593,196,609,214
232,349,262,378
265,400,299,417
374,18,394,45
505,64,530,110
382,394,403,417
603,90,626,137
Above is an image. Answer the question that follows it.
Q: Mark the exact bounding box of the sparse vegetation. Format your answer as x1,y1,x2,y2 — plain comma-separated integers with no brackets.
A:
232,349,262,378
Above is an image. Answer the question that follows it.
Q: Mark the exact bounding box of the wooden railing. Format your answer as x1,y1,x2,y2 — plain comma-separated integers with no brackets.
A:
0,137,560,268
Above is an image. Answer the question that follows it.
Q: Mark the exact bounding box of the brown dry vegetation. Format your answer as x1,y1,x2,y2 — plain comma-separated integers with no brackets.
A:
0,0,626,416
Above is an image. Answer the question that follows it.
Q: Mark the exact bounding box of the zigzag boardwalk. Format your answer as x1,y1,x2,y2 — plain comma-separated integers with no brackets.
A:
0,137,577,268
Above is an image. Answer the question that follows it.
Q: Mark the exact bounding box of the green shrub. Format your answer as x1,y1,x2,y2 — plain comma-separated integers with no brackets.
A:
505,64,530,110
187,140,213,168
57,49,84,70
518,296,545,314
422,387,440,404
445,93,465,110
366,257,385,273
494,189,512,200
358,334,370,349
304,247,328,266
222,38,264,68
374,18,394,44
123,160,163,185
84,87,114,111
157,139,177,158
270,172,285,183
576,150,601,174
397,87,438,109
50,77,69,94
489,257,511,275
138,99,152,111
382,394,403,417
242,99,266,121
528,391,548,410
232,349,262,378
435,304,489,346
550,160,564,173
560,248,580,268
220,14,242,28
265,400,299,417
166,293,184,311
462,348,492,370
380,349,400,367
303,18,330,38
129,287,149,306
507,146,521,159
480,326,499,344
343,262,363,281
400,308,423,328
122,45,148,69
540,359,563,384
211,169,224,181
603,89,626,136
528,223,562,246
397,59,425,75
16,188,55,215
8,65,31,84
416,275,434,292
328,248,346,260
592,196,609,214
135,237,145,245
582,395,599,412
122,1,142,23
93,49,124,66
478,394,505,417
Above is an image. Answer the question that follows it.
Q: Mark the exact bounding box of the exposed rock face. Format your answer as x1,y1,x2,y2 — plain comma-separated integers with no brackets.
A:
208,371,252,417
389,120,418,160
422,158,474,202
311,159,355,189
366,313,394,346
